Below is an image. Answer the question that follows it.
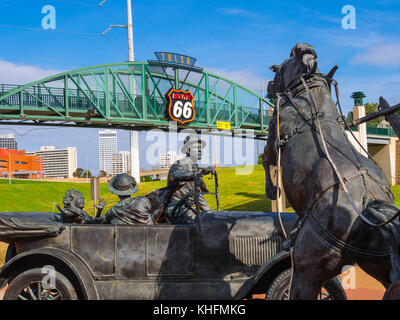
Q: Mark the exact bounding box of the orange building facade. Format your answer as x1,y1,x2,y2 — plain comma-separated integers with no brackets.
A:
0,149,43,179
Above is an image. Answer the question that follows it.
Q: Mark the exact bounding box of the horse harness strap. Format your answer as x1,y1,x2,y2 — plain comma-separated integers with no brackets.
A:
307,211,391,259
300,76,400,228
277,112,342,148
282,79,390,198
286,168,393,259
275,73,400,228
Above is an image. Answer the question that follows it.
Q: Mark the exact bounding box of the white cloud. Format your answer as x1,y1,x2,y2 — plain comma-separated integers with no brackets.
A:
351,44,400,67
219,8,257,18
206,67,270,94
0,60,62,85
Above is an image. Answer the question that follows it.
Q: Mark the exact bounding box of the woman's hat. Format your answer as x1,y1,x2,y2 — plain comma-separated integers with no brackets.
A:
108,173,138,196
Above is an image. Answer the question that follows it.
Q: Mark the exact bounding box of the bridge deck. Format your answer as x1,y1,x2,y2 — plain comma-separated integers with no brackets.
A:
0,62,272,138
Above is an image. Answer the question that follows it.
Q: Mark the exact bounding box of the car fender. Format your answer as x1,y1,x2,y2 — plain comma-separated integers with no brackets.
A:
234,250,291,299
0,247,98,300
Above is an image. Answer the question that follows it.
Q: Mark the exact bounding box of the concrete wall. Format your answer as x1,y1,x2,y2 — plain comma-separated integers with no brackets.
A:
347,105,397,185
368,139,396,185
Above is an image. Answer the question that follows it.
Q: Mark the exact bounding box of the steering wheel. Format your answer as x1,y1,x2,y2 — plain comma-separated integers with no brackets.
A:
170,190,198,220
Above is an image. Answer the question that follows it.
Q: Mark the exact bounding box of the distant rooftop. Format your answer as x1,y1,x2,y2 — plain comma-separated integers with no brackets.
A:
0,133,15,139
40,146,56,151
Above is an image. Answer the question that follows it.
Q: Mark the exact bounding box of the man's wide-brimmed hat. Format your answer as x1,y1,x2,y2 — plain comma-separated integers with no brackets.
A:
108,173,138,196
181,134,206,154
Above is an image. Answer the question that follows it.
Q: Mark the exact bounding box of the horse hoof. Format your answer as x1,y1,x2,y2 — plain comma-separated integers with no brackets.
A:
383,281,400,300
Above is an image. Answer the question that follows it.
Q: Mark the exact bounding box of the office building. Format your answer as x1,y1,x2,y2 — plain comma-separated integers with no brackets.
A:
112,151,131,175
0,134,17,150
160,151,183,169
99,130,118,175
27,146,77,178
0,149,43,179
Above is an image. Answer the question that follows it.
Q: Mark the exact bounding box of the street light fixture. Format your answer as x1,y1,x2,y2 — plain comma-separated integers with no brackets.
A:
101,25,127,37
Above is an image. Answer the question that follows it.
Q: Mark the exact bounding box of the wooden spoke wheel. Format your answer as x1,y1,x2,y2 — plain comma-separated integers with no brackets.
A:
4,268,78,300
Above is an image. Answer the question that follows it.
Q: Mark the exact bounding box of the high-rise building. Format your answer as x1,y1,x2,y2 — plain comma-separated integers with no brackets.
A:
160,151,183,169
99,130,117,175
27,146,77,178
111,151,131,175
0,134,17,150
119,151,131,174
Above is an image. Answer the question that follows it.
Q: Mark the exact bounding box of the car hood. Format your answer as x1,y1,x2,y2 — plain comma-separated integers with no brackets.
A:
192,211,298,274
197,210,297,238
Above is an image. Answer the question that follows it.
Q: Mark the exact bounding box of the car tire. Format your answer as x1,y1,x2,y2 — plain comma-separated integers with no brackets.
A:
265,269,347,300
3,268,78,300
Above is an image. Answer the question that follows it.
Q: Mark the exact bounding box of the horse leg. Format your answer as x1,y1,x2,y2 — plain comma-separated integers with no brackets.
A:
378,223,400,299
289,222,348,300
262,115,280,200
290,268,325,300
357,260,391,290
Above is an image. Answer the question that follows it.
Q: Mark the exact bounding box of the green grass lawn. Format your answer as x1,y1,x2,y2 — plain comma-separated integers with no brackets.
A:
2,164,400,215
0,165,274,214
0,165,400,265
0,165,274,263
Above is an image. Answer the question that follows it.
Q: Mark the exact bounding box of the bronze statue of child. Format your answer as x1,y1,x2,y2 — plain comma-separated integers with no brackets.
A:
57,189,106,223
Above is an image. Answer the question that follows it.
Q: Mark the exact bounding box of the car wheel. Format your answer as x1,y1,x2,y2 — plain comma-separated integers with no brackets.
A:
3,268,78,300
265,269,347,300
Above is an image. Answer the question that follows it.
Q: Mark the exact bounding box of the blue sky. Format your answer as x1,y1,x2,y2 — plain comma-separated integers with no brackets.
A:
1,0,400,173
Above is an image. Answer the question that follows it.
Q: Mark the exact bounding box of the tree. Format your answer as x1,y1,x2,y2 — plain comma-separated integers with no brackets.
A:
364,102,379,116
346,111,354,123
257,153,263,165
364,102,383,123
83,170,92,178
73,168,84,178
140,176,153,182
347,102,383,125
99,170,107,177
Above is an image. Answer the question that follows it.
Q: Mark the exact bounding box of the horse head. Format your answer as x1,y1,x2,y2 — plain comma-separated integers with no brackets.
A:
267,43,318,98
263,43,321,201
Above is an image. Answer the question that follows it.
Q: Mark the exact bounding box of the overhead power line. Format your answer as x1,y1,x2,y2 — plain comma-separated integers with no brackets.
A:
0,127,65,136
53,0,97,6
0,24,98,36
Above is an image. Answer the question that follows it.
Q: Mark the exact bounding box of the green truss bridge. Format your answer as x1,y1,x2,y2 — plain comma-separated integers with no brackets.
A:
0,61,271,137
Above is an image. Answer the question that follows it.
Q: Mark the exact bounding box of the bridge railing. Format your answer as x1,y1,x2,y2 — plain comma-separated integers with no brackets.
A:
347,122,397,137
0,62,271,136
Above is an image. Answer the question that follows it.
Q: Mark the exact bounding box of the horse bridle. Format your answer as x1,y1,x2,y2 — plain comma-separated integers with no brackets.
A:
273,72,400,228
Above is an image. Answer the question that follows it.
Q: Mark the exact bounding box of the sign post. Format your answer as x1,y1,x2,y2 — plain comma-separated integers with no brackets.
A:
91,177,100,215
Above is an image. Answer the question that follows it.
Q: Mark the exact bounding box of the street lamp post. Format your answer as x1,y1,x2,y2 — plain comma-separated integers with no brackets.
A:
8,151,11,184
127,0,134,62
100,0,140,183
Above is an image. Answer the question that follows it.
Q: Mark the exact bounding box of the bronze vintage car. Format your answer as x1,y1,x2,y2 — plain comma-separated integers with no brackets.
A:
0,210,345,300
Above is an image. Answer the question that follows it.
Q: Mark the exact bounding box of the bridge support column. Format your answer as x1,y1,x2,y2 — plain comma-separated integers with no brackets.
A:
353,105,368,157
130,131,140,183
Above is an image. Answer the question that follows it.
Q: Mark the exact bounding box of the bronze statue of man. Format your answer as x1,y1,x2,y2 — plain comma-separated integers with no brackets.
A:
165,134,214,224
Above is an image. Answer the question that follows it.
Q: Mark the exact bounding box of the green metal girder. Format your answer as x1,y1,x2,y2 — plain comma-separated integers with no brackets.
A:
0,61,272,136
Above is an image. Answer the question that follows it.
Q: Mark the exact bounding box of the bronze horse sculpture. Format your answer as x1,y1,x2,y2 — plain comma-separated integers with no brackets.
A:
263,43,400,300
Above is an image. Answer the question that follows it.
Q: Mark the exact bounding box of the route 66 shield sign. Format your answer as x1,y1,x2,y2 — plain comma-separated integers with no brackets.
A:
166,88,195,124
